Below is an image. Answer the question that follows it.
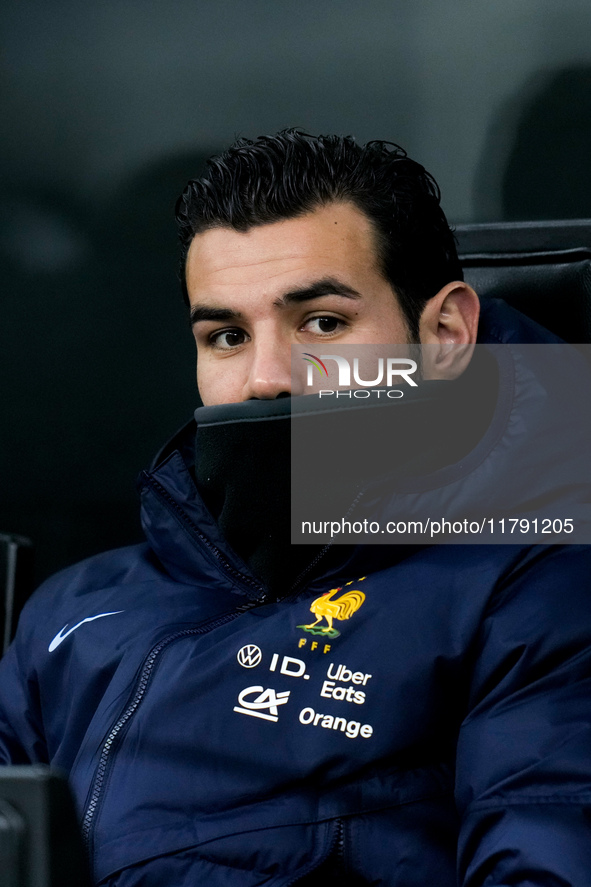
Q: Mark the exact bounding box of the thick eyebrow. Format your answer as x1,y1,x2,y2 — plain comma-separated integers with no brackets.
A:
276,277,362,306
189,277,361,327
190,306,244,326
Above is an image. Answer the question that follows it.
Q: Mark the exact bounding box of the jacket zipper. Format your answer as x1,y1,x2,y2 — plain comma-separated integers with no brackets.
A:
288,487,367,598
84,471,357,869
335,818,345,866
145,467,368,603
142,472,268,600
81,606,257,858
84,458,358,875
284,818,345,886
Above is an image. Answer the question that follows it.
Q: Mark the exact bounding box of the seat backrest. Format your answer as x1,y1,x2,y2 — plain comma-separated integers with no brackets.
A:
455,220,591,343
1,534,33,656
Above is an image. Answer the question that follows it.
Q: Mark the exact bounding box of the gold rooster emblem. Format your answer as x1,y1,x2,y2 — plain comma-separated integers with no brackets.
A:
298,579,366,638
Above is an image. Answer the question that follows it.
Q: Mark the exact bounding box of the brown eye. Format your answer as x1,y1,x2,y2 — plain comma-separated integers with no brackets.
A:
317,317,339,332
304,316,345,335
211,329,247,350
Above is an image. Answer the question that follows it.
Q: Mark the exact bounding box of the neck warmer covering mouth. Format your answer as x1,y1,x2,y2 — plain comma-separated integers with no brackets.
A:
193,349,499,598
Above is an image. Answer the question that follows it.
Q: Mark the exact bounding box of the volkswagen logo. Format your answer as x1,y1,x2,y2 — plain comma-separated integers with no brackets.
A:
237,644,263,668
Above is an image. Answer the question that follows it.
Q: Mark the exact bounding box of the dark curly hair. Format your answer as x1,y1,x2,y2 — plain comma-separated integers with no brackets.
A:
175,129,462,340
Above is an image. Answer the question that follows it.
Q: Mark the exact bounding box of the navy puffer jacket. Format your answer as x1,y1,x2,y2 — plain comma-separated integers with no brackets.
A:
1,300,591,886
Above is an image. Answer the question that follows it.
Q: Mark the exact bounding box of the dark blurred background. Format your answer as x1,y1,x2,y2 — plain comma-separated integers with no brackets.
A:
2,0,591,585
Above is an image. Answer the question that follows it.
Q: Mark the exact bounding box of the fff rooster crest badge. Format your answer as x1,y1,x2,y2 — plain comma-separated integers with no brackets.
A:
297,577,367,639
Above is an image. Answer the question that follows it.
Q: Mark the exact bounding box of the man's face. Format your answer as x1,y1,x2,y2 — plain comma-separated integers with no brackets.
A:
186,201,412,405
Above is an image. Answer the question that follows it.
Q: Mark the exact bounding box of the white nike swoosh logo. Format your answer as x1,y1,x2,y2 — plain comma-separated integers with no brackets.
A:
48,611,124,652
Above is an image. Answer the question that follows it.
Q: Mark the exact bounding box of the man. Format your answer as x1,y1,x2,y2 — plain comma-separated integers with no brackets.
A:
1,131,591,886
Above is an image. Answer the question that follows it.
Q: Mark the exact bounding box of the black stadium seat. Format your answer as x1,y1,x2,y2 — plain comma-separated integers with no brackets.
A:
0,534,33,657
456,219,591,344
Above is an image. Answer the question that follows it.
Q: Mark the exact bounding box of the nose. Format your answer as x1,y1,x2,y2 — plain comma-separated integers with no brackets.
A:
242,336,293,400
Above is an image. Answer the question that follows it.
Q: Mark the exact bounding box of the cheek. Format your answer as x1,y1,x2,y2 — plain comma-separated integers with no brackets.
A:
196,367,215,406
196,357,240,406
196,358,214,405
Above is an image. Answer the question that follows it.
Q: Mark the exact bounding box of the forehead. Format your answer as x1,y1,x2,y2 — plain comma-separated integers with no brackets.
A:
185,201,383,296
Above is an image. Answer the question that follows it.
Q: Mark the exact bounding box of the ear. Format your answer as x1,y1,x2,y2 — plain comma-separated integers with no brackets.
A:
418,281,480,380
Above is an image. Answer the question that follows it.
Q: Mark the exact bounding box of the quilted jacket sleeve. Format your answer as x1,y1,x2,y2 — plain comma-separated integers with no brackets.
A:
456,545,591,886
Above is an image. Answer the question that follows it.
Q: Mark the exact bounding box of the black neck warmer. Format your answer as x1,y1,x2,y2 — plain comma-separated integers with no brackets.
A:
194,348,499,598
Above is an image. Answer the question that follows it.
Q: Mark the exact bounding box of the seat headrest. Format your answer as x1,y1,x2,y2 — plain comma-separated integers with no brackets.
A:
456,220,591,343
